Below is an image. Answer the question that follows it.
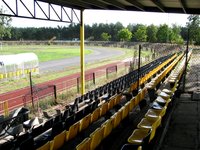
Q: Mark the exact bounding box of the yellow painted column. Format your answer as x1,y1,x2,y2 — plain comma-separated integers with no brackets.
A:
80,10,85,95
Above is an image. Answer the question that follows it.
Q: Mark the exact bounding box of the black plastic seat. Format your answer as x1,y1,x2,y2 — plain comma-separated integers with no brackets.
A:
51,121,63,139
43,118,53,132
20,137,34,150
75,109,85,122
31,124,43,138
64,114,75,130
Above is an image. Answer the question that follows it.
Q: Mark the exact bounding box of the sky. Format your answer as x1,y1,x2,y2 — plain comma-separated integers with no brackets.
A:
10,10,189,28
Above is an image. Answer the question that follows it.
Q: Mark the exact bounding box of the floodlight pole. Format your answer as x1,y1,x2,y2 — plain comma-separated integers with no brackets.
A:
80,10,85,95
183,28,189,92
137,45,141,93
29,72,34,109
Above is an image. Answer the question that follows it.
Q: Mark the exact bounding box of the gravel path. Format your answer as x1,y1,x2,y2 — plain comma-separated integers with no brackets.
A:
39,47,125,73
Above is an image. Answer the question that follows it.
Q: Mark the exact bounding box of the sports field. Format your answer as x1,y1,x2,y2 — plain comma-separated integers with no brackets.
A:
0,45,92,62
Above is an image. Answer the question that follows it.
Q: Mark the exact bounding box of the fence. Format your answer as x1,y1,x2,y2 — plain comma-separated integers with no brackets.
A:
184,49,200,92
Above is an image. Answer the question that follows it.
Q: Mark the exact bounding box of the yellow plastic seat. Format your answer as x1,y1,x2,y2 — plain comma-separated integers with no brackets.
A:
122,102,130,120
137,116,161,129
90,127,104,150
76,137,91,150
128,128,151,145
129,97,136,111
159,92,170,100
145,106,167,119
111,109,122,129
66,121,80,141
91,107,100,123
115,94,122,106
108,97,115,110
101,118,114,139
36,141,50,150
162,89,172,96
79,113,91,132
134,95,140,106
155,96,171,107
100,102,108,116
50,130,66,150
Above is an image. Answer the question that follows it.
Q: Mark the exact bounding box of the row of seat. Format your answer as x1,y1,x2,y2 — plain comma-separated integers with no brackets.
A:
122,51,191,150
4,53,176,150
23,53,179,150
69,53,181,149
75,87,148,150
74,53,180,150
35,93,124,150
68,54,175,114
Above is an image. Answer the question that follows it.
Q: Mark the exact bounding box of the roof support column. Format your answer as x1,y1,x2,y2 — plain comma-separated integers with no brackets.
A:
80,9,85,95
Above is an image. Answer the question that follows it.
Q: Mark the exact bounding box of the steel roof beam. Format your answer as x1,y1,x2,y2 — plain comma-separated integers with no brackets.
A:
1,0,80,23
126,0,145,11
179,0,187,14
151,0,165,12
81,0,109,9
102,0,126,10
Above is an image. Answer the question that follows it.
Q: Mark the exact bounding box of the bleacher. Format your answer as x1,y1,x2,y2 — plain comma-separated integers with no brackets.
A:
0,50,192,150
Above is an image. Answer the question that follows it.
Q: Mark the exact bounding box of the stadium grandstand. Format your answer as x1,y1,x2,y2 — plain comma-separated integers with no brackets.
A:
0,0,200,150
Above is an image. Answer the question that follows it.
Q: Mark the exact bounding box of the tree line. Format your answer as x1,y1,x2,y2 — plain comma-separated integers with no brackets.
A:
1,23,186,44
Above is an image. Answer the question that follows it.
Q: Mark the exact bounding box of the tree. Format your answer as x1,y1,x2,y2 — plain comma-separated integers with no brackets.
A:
134,25,147,42
187,15,200,44
117,28,132,41
101,32,111,41
170,24,184,44
147,24,157,42
157,24,170,43
0,7,12,39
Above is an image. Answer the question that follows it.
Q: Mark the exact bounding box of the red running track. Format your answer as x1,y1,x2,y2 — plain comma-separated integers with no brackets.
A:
0,61,123,113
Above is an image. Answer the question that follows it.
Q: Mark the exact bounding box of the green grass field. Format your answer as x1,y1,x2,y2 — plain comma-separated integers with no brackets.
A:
0,45,92,62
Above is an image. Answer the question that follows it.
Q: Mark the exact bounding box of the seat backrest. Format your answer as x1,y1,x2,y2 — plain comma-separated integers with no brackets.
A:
90,127,104,150
51,121,63,139
76,137,91,150
50,130,66,150
62,109,70,121
43,118,53,131
100,102,108,117
129,97,136,111
112,109,122,129
36,141,50,150
122,102,130,120
66,121,80,141
79,113,91,132
108,97,115,110
75,109,85,122
115,94,122,105
102,118,113,139
53,114,62,124
91,107,100,123
31,124,43,138
64,114,75,130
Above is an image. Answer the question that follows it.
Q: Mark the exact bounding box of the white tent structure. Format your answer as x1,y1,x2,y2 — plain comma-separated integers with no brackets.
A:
0,53,39,80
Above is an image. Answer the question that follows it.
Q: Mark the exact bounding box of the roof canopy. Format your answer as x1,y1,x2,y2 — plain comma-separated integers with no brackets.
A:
38,0,200,14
